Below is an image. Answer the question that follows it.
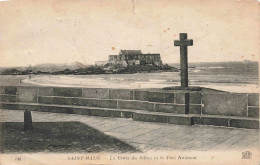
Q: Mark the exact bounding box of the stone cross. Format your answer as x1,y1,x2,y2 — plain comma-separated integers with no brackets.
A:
174,33,193,88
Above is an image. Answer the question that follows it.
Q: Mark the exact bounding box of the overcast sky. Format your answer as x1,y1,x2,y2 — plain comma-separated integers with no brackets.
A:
0,0,259,67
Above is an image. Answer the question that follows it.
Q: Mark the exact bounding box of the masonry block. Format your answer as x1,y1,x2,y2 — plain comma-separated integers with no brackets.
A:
109,89,133,100
2,103,18,110
178,116,192,125
39,105,51,112
148,92,165,102
200,117,229,127
42,106,59,113
164,93,174,103
118,100,148,110
168,116,191,125
58,107,74,114
71,108,91,115
132,113,147,122
174,93,186,104
18,104,38,111
155,103,185,114
82,88,109,99
121,111,133,118
53,88,82,97
202,93,247,117
248,107,259,118
38,96,53,104
189,105,202,114
248,94,259,106
50,106,72,114
91,109,111,117
17,87,37,103
37,105,46,112
5,87,17,95
134,90,149,101
37,87,53,96
191,117,201,125
147,102,155,111
52,97,73,105
230,119,259,129
147,114,168,123
40,105,53,113
189,92,202,104
68,98,81,106
17,104,26,110
110,110,122,118
69,98,81,106
0,95,16,102
98,100,117,109
80,98,99,107
0,87,5,94
52,97,98,107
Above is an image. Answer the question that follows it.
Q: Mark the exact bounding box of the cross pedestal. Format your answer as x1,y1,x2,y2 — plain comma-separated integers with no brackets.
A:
163,33,198,114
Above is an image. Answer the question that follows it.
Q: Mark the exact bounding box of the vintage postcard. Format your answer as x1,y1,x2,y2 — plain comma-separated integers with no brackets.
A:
0,0,259,164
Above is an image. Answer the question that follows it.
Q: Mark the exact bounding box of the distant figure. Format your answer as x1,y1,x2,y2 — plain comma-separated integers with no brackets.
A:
20,80,22,83
29,75,31,79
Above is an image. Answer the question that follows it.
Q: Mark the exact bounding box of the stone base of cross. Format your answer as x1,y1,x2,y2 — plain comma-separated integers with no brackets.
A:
163,86,202,91
163,33,200,114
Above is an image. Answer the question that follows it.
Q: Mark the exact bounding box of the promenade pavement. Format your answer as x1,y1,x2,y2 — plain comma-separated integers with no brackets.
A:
0,109,259,152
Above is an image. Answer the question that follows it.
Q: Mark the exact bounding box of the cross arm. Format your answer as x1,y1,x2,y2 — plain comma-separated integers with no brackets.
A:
184,39,193,46
174,40,181,46
174,39,193,46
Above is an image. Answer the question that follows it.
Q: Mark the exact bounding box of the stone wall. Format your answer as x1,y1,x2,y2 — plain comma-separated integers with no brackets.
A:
0,86,258,118
202,93,259,118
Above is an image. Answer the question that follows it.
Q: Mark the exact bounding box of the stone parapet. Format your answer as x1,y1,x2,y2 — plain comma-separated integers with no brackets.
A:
0,86,259,129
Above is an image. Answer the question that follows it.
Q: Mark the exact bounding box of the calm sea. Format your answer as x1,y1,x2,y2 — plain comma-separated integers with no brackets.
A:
19,61,259,93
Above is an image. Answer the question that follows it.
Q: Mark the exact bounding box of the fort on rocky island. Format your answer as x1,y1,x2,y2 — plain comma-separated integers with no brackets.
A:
96,50,162,67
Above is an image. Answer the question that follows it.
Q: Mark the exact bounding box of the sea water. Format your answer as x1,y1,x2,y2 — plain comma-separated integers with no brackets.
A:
5,62,259,93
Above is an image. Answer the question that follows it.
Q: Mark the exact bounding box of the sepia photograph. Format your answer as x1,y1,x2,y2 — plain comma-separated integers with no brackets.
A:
0,0,259,164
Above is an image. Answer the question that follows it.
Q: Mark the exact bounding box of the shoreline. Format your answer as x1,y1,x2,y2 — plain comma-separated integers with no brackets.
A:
0,73,258,93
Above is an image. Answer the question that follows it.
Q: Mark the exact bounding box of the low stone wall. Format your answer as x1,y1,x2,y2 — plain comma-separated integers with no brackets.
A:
0,86,259,118
202,93,259,118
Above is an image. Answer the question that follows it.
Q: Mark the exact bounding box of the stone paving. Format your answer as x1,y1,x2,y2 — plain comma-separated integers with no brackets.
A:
0,109,259,152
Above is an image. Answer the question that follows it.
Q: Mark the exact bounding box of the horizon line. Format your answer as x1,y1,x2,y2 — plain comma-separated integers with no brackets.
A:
0,60,258,69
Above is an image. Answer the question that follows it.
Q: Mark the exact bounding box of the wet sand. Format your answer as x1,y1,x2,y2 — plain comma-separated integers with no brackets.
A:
2,73,256,93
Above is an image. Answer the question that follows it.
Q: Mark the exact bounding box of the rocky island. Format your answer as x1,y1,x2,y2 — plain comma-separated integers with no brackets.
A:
1,50,179,75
